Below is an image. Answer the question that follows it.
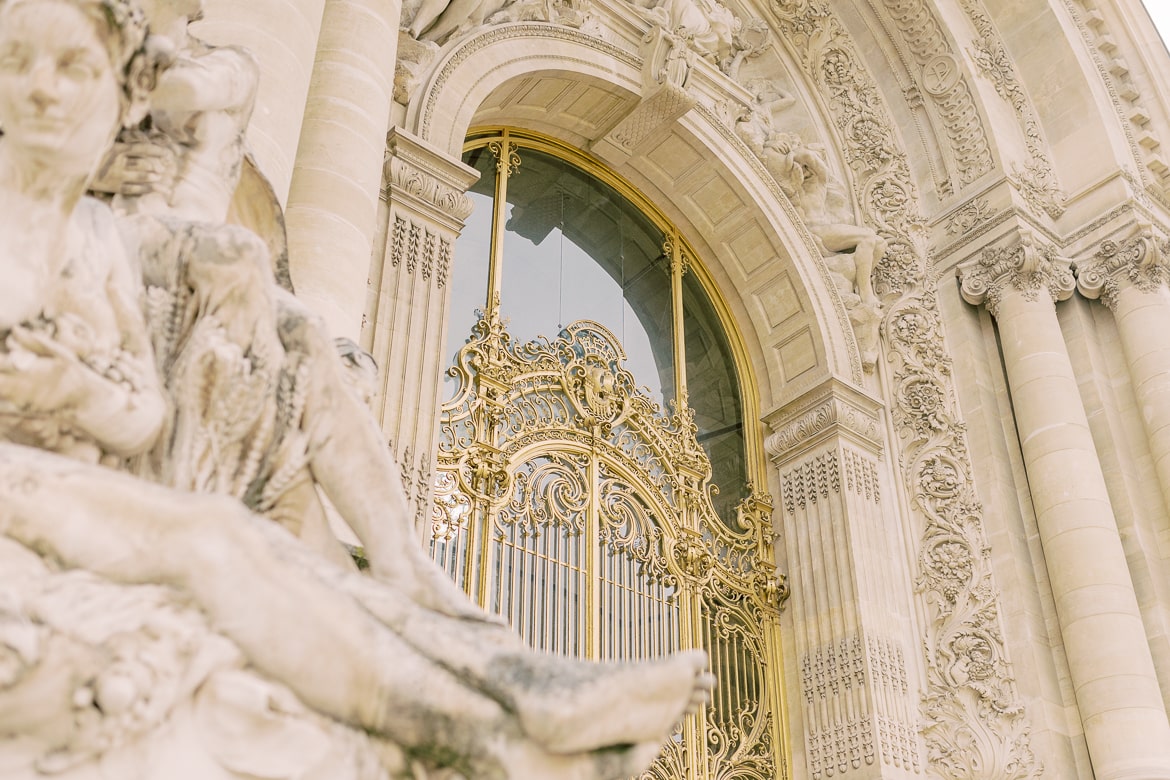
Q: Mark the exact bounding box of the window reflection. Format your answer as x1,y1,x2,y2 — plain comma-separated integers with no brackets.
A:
444,136,749,527
501,149,674,407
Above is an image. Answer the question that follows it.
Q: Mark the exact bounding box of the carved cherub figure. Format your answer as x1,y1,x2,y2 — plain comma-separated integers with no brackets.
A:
96,0,487,613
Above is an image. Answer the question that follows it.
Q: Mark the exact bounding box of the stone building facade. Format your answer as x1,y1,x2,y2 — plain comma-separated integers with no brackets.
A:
195,0,1170,777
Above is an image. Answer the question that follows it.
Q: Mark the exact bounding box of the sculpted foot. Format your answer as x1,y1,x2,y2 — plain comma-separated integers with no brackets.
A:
500,649,712,755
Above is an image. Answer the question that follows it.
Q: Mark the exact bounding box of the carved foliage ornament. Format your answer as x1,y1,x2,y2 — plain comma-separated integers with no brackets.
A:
383,153,474,222
768,0,1042,776
958,232,1076,317
1075,226,1170,309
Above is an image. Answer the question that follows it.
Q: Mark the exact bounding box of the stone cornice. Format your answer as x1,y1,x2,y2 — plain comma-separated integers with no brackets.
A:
1074,223,1170,309
383,127,478,227
957,230,1075,316
764,378,884,461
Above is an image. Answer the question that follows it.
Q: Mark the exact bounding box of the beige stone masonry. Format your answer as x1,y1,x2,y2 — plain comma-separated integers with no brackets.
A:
765,379,923,779
368,127,477,530
959,229,1170,780
284,0,401,339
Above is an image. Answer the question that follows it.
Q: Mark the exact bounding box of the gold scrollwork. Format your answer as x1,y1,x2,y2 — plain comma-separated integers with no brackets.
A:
432,312,787,779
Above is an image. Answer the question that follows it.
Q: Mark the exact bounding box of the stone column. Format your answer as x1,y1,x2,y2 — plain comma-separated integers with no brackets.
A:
1075,226,1170,518
283,0,401,339
195,0,326,203
765,379,923,780
959,231,1170,780
369,128,477,531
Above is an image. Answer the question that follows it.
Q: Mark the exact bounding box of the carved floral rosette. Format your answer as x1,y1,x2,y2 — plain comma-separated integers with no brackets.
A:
768,0,1041,776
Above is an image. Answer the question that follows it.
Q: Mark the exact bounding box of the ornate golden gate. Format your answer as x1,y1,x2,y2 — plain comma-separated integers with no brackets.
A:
430,305,790,778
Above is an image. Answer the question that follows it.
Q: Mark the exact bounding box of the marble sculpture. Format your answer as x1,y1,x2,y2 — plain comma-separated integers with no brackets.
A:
0,0,714,778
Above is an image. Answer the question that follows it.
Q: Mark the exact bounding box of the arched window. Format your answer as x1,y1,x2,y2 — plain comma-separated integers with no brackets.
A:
433,128,787,779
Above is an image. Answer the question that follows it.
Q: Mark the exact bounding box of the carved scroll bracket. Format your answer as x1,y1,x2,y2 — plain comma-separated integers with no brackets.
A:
1074,221,1170,309
591,26,701,166
957,228,1075,316
763,377,884,462
383,126,478,228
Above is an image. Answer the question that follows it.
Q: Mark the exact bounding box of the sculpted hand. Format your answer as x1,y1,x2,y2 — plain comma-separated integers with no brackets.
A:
0,326,88,413
92,139,178,198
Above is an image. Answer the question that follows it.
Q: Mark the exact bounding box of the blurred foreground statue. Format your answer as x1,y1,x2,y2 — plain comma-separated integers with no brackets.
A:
0,1,712,778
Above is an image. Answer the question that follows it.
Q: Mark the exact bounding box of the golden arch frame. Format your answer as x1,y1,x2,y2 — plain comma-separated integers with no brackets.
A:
431,128,791,779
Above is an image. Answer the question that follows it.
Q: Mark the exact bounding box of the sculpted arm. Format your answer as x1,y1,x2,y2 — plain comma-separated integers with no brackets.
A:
150,45,258,116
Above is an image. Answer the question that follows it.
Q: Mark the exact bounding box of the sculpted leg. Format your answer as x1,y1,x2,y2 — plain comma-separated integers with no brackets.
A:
810,222,885,308
0,444,709,770
0,444,511,771
274,295,488,622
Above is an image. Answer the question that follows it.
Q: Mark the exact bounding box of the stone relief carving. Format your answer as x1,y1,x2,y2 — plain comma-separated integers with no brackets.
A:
958,0,1065,219
0,2,714,779
767,1,1042,776
958,231,1076,315
734,105,887,370
395,0,592,104
1074,223,1170,309
877,0,994,188
943,198,993,236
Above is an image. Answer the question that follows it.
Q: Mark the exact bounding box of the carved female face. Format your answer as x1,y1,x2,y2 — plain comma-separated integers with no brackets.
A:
0,0,122,173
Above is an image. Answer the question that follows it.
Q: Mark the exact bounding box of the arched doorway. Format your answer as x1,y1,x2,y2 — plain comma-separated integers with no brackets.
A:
430,128,789,779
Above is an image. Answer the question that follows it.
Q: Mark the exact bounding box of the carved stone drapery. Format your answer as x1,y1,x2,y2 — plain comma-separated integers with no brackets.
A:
368,127,479,527
766,379,922,778
960,230,1170,780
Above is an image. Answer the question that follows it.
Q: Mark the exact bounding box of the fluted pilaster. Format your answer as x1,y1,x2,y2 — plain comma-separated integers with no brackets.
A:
766,379,922,779
368,127,477,531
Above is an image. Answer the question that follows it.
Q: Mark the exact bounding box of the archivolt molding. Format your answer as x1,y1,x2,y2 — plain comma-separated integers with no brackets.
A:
958,0,1066,219
412,22,641,150
766,1,1042,776
408,7,870,383
873,0,995,188
687,100,866,383
1062,0,1170,199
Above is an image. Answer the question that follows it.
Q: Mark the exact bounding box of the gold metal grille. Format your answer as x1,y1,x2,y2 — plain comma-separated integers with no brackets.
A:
431,313,789,779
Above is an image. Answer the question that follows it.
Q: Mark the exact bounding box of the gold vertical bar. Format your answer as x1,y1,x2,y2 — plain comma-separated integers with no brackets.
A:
485,132,518,315
668,233,688,409
585,453,599,661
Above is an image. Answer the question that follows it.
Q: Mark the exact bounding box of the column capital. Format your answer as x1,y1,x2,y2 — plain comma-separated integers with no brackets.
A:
957,230,1075,316
383,127,478,228
1074,223,1170,310
764,378,884,461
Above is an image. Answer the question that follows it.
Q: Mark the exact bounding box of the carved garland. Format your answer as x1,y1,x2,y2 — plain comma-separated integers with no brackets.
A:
767,1,1041,777
958,0,1065,219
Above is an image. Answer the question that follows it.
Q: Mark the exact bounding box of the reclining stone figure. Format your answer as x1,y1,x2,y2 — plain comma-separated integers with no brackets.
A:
0,0,712,777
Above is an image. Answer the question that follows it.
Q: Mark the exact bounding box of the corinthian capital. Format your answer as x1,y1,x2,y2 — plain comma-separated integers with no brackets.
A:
1074,223,1170,310
383,128,476,226
957,231,1075,316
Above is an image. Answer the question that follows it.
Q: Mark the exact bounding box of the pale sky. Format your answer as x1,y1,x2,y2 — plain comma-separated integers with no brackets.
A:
1146,0,1170,52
